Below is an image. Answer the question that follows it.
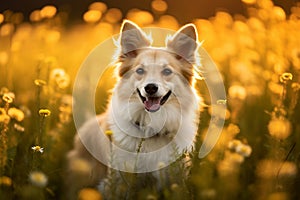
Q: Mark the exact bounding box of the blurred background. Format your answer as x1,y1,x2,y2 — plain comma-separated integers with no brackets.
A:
0,0,298,23
0,0,300,199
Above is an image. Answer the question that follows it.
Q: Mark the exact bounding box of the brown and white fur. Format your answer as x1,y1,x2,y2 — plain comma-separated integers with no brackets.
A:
67,20,201,195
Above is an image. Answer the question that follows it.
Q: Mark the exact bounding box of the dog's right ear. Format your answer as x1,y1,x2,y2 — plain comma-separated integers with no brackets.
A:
167,24,198,64
119,20,150,58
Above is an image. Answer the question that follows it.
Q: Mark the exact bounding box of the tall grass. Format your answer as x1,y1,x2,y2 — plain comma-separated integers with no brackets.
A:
0,0,300,199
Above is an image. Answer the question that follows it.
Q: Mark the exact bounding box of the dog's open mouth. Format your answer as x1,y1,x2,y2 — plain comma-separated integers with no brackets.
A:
137,89,172,112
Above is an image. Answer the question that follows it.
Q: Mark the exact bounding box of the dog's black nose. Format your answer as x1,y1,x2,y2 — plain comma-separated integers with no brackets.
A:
144,83,158,95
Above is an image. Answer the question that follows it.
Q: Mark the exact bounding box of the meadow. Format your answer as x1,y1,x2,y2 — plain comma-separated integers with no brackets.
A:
0,0,300,199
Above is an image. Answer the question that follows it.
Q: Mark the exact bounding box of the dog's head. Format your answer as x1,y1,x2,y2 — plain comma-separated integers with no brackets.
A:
115,20,199,113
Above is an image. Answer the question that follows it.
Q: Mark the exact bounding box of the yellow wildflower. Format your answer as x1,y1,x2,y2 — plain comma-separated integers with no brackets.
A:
34,79,47,87
14,123,25,132
228,139,252,157
2,92,15,104
8,107,25,122
105,130,113,136
279,72,293,83
50,68,70,89
228,139,242,150
39,109,51,117
236,144,252,157
29,171,48,188
31,145,44,153
50,68,66,80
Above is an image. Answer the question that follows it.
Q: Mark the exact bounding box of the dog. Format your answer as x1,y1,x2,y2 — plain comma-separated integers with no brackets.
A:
67,20,201,196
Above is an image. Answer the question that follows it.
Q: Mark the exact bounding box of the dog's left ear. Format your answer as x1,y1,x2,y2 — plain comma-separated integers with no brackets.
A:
120,20,150,57
167,24,198,63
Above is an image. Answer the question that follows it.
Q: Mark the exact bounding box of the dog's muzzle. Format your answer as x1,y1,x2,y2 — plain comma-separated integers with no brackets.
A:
137,88,172,112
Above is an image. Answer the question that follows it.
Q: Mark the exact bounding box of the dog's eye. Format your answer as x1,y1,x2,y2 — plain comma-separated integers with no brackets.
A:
162,68,172,76
136,68,145,75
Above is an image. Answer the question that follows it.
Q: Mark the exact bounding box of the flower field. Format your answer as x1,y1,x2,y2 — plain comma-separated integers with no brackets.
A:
0,0,300,199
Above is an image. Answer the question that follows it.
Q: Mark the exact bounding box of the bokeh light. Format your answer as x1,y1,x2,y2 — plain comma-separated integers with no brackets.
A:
241,0,257,4
0,14,4,24
89,2,108,13
104,8,122,24
10,12,24,24
127,9,153,26
158,15,179,29
0,23,14,36
40,5,57,19
83,10,102,23
268,117,292,139
78,188,103,200
30,10,42,22
0,52,8,65
0,0,299,199
151,0,168,13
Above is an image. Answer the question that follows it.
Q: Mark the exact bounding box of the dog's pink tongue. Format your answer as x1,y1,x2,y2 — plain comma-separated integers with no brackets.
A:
144,98,160,112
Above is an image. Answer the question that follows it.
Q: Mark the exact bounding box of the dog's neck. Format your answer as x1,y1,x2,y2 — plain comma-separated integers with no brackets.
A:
126,108,175,139
132,120,171,138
